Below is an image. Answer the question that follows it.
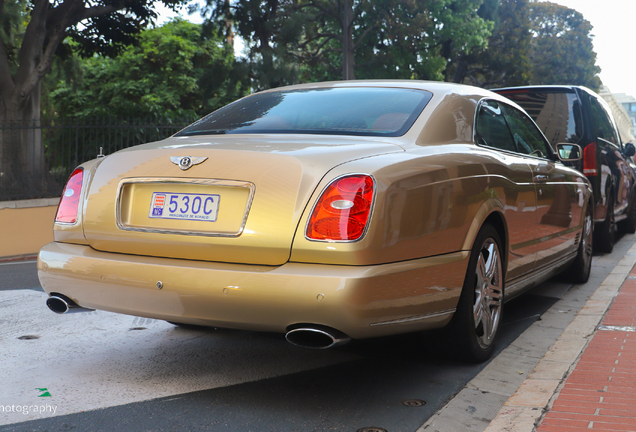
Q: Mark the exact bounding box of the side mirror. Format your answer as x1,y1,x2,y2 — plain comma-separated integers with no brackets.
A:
556,143,583,162
624,142,635,158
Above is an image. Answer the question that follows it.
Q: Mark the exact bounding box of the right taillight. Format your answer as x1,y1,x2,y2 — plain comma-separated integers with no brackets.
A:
55,168,84,224
583,142,597,176
306,175,375,241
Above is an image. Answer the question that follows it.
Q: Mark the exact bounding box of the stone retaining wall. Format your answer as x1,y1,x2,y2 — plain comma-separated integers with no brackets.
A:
0,198,60,258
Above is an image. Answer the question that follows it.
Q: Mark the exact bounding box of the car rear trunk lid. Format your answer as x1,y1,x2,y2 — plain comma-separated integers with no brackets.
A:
81,135,403,265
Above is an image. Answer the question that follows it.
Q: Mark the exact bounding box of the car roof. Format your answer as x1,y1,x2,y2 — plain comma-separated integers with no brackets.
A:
258,79,498,98
492,85,597,96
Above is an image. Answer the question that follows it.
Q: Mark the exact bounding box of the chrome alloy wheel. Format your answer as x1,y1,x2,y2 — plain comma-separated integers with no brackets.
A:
472,238,503,349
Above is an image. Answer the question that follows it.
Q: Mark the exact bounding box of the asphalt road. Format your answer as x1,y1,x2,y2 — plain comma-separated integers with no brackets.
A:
0,236,631,432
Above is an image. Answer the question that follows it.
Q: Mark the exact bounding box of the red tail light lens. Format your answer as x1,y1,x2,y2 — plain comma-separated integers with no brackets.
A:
583,142,597,176
55,168,84,224
306,175,375,241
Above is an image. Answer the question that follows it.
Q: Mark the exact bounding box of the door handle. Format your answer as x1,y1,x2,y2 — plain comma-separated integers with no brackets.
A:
534,175,548,182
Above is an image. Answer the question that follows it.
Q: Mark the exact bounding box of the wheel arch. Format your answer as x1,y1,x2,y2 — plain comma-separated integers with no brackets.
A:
461,199,509,280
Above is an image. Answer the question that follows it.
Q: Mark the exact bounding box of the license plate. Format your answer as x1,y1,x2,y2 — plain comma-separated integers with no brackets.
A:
148,192,220,222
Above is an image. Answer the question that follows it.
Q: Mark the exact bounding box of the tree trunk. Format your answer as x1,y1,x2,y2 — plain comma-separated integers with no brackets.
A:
341,0,355,80
0,84,49,201
452,55,469,83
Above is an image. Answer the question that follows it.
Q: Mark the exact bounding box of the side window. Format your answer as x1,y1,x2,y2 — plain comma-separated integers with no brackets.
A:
497,90,583,147
475,100,515,152
501,104,552,158
588,96,619,145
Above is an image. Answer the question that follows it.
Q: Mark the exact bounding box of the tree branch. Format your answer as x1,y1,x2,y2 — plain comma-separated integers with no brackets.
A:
297,34,339,56
352,24,377,50
76,3,128,23
15,0,141,109
297,32,340,49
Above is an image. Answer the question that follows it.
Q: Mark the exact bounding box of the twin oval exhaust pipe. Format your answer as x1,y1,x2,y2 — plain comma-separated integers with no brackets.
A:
46,294,94,314
45,295,348,349
285,325,351,349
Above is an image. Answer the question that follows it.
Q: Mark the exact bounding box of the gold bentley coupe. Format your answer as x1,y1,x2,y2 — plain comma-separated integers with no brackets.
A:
38,81,593,362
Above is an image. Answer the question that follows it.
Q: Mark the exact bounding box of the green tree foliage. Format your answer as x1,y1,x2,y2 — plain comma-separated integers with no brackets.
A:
49,19,247,119
202,0,301,90
528,1,601,90
1,0,190,124
297,0,492,83
202,0,493,88
447,0,600,91
450,0,532,87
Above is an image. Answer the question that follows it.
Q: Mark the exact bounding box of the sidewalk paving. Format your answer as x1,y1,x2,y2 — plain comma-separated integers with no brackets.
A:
483,243,636,432
537,270,636,432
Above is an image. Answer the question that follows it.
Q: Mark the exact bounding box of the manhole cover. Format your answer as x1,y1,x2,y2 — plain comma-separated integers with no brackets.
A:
17,335,40,340
401,399,427,407
357,428,387,432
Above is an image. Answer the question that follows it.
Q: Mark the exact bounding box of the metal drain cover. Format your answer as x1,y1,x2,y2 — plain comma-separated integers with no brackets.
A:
401,399,427,407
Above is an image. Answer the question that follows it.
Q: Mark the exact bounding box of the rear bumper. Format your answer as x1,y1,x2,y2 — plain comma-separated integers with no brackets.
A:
37,242,469,339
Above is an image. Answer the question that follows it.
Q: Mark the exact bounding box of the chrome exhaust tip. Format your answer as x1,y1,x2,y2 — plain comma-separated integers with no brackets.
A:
285,325,351,349
46,295,94,314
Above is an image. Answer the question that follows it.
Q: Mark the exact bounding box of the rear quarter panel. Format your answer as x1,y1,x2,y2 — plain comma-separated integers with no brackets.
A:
290,144,539,276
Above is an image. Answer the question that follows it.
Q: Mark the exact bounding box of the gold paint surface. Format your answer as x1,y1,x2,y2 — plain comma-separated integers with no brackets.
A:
40,80,594,339
38,242,468,339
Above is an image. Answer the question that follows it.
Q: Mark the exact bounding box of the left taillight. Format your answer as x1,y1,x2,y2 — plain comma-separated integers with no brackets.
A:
306,174,375,241
55,168,84,224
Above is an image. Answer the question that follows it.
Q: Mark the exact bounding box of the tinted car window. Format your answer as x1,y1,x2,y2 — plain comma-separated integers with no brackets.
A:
176,88,433,137
475,100,516,152
501,104,551,158
588,95,619,145
495,89,583,147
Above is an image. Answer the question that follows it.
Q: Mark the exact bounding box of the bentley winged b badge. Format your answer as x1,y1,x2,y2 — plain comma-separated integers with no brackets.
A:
170,156,208,171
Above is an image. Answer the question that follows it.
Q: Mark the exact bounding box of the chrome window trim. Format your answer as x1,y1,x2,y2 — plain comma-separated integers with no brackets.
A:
474,98,556,161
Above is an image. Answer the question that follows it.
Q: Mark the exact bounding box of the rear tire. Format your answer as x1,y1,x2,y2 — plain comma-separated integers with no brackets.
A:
565,202,593,284
595,192,614,253
452,224,504,363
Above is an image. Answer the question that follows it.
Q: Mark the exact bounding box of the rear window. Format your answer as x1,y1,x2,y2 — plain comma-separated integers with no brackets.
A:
495,89,583,147
587,95,620,145
176,87,433,137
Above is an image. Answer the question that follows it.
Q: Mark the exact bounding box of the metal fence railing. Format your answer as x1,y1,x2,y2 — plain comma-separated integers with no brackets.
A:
0,116,197,201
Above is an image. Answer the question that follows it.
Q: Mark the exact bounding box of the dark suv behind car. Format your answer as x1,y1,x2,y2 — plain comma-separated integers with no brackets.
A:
494,85,636,253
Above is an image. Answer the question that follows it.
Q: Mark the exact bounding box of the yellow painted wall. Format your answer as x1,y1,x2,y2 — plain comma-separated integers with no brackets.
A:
0,205,57,258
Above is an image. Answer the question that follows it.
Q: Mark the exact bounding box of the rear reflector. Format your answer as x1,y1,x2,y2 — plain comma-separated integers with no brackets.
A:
306,175,374,241
55,168,84,224
583,142,597,176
